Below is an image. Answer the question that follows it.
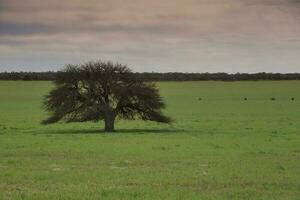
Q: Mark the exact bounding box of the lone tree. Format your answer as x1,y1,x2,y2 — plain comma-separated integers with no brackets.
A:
42,61,171,132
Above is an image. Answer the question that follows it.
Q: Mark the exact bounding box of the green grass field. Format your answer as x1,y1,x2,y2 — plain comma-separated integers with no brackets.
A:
0,81,300,199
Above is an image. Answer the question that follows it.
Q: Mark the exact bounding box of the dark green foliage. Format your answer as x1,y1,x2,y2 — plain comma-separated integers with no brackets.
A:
2,71,300,81
42,61,171,132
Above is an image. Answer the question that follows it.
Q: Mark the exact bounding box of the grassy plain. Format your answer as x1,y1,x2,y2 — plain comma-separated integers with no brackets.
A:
0,81,300,199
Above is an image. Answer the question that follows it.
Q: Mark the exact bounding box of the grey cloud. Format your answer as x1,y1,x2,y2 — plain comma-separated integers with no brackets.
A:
0,0,300,72
0,22,55,35
0,22,184,37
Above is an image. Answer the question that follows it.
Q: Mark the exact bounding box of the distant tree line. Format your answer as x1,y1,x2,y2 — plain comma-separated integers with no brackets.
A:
135,72,300,81
0,71,300,81
0,72,57,81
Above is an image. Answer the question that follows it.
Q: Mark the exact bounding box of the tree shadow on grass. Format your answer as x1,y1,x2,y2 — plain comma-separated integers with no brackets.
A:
42,128,183,135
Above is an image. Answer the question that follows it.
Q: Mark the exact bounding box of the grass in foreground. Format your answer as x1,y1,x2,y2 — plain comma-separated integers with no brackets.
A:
0,81,300,199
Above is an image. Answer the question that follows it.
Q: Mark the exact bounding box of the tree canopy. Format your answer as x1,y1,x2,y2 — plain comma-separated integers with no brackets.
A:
42,61,172,132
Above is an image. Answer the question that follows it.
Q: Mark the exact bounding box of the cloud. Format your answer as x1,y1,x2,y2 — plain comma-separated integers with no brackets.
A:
0,0,300,72
0,22,55,35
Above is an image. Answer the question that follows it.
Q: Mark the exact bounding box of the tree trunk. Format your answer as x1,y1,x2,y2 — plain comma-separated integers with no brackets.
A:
104,109,115,132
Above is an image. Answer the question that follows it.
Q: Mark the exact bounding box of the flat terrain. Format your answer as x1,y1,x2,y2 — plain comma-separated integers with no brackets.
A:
0,81,299,199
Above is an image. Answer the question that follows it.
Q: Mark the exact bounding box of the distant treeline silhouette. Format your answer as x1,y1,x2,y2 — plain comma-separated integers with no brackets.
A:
0,72,57,81
0,72,300,81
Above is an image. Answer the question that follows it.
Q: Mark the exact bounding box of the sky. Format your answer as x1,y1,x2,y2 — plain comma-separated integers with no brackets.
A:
0,0,300,73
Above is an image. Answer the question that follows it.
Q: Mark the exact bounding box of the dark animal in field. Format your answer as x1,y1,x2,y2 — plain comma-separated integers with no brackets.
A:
244,98,248,101
198,98,202,101
271,98,276,101
291,97,295,101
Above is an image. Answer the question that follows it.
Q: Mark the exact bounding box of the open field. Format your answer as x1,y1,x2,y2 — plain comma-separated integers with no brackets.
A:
0,81,300,199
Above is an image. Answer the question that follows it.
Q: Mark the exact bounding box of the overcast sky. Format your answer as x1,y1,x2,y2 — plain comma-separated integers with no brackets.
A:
0,0,300,72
